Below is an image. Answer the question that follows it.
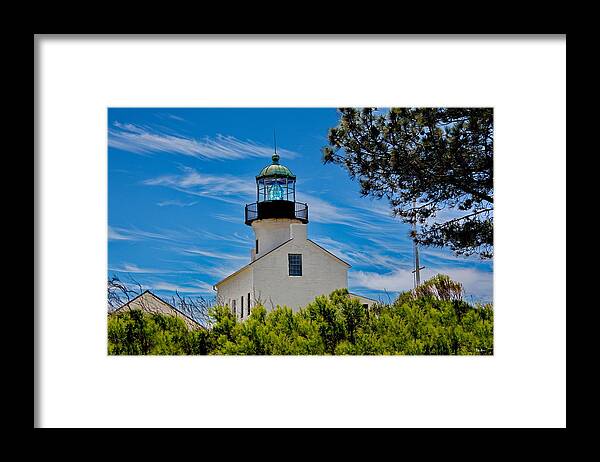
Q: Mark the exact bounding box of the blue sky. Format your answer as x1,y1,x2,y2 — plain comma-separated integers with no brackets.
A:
108,108,493,304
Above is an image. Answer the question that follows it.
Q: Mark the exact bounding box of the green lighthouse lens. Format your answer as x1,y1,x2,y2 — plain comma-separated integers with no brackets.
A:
268,183,284,200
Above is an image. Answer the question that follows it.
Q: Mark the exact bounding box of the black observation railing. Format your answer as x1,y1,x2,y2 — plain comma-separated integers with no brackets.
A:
245,201,308,225
294,202,308,222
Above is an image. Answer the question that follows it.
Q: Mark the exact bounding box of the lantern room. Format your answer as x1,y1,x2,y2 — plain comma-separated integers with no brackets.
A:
256,153,296,202
245,153,308,225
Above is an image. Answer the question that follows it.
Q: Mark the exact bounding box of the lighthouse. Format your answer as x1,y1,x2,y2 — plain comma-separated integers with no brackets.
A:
213,153,375,318
245,152,308,260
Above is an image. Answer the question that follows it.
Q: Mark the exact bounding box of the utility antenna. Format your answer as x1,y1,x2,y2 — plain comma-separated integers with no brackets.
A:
411,198,425,288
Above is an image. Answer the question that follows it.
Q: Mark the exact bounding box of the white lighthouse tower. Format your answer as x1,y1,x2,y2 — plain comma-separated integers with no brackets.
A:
213,153,375,318
246,152,308,260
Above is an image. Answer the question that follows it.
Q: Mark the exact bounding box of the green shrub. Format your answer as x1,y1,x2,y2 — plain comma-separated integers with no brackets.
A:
107,277,493,355
108,310,190,355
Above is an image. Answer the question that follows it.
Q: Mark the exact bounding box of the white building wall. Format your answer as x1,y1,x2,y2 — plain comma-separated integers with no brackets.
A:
215,266,254,320
252,238,348,311
251,218,302,258
215,221,351,315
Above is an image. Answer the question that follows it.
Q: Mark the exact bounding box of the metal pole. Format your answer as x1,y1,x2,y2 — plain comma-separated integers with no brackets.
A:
414,233,421,287
412,198,424,288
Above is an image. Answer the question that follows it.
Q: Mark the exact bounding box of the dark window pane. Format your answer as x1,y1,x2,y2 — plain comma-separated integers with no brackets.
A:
288,254,302,276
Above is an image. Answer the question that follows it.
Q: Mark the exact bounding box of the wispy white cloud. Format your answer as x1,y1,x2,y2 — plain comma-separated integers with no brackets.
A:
298,191,415,233
419,247,492,267
156,199,198,207
141,281,215,296
183,260,249,281
108,226,175,242
213,213,241,224
109,121,298,161
312,235,411,272
143,167,404,232
109,224,252,249
143,166,255,204
108,226,134,241
296,193,357,226
182,247,247,262
152,112,189,123
108,263,196,275
349,266,493,301
151,280,215,295
109,263,163,274
166,114,186,122
112,276,216,296
186,228,252,247
351,197,396,219
191,281,218,293
349,268,415,294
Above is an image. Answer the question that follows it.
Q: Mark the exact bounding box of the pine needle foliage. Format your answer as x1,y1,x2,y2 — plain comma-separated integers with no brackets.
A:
108,277,492,355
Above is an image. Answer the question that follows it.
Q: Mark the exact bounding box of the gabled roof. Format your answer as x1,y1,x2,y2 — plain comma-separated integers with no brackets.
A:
109,290,203,330
213,238,293,288
307,239,351,268
348,292,378,303
213,237,351,288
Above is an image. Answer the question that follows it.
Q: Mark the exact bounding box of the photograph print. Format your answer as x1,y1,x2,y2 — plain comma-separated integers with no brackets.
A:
107,107,493,355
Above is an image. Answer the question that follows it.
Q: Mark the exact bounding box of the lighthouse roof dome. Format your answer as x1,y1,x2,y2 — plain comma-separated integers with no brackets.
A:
257,154,296,179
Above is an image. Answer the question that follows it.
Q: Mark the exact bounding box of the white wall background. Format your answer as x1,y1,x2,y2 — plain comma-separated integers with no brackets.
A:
36,35,566,428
